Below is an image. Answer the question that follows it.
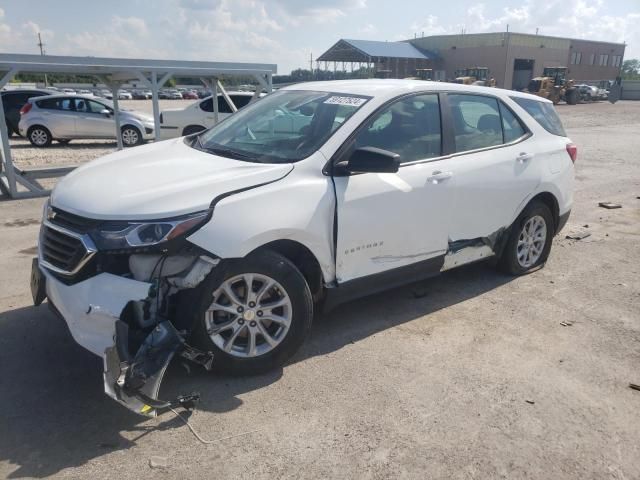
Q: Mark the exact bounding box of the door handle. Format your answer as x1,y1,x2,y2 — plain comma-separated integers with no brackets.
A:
427,170,453,184
516,152,533,163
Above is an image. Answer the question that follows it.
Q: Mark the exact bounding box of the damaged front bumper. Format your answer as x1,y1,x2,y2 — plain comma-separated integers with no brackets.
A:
37,262,214,416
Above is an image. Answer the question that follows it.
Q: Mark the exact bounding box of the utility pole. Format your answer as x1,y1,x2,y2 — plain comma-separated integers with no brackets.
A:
37,32,48,87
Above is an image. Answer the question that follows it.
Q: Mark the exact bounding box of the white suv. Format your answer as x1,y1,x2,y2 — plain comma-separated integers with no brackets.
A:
159,91,258,138
32,80,575,415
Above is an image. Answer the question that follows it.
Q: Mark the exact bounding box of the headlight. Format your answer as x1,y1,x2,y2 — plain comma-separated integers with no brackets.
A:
91,210,210,251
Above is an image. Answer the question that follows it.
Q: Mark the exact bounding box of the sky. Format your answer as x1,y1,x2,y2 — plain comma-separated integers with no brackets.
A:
0,0,638,74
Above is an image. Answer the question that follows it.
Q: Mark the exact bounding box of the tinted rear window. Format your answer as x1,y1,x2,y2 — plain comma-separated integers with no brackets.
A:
511,97,566,137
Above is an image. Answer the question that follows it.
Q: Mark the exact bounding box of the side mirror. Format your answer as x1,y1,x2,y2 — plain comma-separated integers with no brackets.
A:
346,146,400,174
100,109,111,117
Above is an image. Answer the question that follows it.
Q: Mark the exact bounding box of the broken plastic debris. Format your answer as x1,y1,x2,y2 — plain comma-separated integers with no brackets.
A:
525,400,535,405
598,202,622,209
560,321,573,327
629,384,640,392
565,231,591,240
149,456,169,469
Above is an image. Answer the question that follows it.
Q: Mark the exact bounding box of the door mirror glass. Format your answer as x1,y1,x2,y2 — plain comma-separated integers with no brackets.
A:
346,146,400,174
100,109,111,117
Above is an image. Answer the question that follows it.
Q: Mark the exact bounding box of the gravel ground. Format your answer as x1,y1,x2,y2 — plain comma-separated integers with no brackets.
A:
0,100,639,479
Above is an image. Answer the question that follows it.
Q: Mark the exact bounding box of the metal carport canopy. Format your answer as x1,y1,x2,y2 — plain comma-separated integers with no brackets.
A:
0,53,277,199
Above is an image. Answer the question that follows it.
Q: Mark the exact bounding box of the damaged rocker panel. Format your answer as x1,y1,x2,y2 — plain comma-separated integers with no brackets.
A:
441,228,506,271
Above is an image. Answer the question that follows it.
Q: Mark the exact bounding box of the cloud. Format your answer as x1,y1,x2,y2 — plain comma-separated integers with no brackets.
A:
0,12,55,55
60,16,153,58
358,23,377,35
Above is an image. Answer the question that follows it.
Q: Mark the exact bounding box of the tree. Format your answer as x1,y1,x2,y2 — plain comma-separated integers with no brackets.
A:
621,59,640,79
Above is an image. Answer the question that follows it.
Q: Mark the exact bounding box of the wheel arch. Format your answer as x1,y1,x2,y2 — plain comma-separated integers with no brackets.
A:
249,239,325,302
527,191,560,233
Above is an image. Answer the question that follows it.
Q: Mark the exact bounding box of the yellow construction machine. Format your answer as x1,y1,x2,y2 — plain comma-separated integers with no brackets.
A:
404,68,433,81
526,67,579,105
454,67,496,87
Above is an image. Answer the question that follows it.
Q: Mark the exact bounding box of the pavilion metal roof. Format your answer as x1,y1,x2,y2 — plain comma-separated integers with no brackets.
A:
317,39,436,62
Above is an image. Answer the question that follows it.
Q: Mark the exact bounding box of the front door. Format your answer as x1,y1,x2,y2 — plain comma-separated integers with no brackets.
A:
75,99,114,138
334,93,455,283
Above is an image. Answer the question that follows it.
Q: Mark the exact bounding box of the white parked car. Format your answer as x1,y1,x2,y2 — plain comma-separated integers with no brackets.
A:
159,91,258,138
32,80,575,415
118,90,133,100
19,94,156,147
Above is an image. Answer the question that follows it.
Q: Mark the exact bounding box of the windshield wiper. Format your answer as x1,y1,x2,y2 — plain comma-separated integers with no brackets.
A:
203,145,258,161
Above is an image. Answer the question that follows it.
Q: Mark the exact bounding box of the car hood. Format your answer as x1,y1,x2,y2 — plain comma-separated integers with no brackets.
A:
51,138,293,220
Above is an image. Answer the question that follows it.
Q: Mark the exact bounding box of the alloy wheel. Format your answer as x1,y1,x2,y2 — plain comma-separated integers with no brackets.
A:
122,128,139,145
31,129,48,146
516,215,547,268
205,273,293,358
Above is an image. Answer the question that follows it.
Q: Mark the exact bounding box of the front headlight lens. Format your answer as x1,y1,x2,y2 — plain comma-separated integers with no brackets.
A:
91,210,210,250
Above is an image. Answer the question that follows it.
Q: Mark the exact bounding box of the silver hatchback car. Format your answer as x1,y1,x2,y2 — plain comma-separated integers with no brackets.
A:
18,94,155,147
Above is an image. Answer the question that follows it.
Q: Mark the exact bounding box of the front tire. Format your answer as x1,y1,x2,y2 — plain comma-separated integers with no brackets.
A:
191,250,313,375
498,201,554,275
121,126,143,147
27,126,52,147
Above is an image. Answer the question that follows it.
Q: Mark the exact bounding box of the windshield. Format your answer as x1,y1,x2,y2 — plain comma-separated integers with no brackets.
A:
194,90,370,163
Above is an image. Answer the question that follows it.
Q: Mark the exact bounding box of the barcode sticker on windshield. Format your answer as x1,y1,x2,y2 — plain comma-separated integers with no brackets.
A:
324,96,367,107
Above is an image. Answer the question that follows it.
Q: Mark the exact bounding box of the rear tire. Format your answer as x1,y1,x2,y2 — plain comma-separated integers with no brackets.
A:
191,250,313,375
498,201,554,276
121,126,143,147
27,126,52,147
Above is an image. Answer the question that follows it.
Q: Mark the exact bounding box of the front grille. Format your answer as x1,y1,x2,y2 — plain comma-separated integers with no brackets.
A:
50,208,102,234
41,226,90,273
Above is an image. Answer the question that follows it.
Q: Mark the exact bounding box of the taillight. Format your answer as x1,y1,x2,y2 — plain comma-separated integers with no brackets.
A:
19,103,32,115
566,143,577,163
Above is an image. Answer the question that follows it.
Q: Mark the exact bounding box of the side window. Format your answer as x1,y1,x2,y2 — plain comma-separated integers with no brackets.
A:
59,98,74,111
230,95,252,109
499,102,526,143
217,96,233,114
74,98,88,112
353,93,442,164
37,98,59,110
86,100,108,113
200,98,212,112
200,97,234,114
511,96,567,137
448,94,502,152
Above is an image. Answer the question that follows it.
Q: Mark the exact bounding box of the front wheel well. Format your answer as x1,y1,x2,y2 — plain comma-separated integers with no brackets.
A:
527,192,560,233
251,240,324,302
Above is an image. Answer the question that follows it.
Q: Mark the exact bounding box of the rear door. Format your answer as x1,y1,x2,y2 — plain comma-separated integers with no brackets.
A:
443,93,540,242
334,93,456,283
36,97,77,137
